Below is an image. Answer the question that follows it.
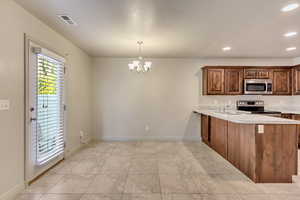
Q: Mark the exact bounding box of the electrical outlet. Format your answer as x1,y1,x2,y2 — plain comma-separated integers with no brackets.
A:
258,125,264,134
80,131,89,144
0,100,10,111
80,131,84,138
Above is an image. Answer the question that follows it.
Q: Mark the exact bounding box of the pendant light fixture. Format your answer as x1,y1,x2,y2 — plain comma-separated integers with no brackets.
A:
128,41,152,73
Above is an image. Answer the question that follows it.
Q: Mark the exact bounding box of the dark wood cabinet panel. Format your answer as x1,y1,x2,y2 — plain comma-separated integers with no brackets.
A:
210,117,228,158
273,69,292,95
225,68,244,95
227,122,256,180
293,66,300,95
201,114,210,145
239,124,257,180
292,115,300,148
227,122,241,168
206,69,225,95
255,125,298,182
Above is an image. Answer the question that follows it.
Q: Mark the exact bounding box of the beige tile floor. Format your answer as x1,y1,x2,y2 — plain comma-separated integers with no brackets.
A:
17,142,300,200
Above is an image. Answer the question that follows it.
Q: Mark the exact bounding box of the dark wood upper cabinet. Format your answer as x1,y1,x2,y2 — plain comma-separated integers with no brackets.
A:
203,68,225,95
225,68,244,95
203,66,296,96
273,68,292,95
293,66,300,95
244,68,273,79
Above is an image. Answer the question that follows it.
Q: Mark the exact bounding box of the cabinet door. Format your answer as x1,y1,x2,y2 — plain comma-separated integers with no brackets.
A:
273,69,291,95
244,69,257,79
293,66,300,95
292,115,300,148
201,114,210,145
225,68,244,95
210,117,228,158
257,69,273,79
207,69,225,95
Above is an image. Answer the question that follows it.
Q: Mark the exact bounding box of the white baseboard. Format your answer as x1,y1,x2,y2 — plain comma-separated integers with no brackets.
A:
0,183,25,200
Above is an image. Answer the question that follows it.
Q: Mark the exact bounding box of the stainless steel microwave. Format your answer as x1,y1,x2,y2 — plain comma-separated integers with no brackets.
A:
244,79,273,95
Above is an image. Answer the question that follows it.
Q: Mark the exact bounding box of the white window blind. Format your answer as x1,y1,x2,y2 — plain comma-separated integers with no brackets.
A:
35,53,65,165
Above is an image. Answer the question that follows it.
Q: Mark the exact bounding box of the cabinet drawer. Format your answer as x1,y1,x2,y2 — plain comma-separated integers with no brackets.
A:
257,69,272,79
244,69,272,79
244,69,257,79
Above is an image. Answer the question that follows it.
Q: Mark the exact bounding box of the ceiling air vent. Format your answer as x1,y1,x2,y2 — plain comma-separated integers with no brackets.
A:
57,15,77,26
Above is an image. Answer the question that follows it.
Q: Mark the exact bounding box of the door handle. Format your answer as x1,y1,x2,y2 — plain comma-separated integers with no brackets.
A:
30,117,37,122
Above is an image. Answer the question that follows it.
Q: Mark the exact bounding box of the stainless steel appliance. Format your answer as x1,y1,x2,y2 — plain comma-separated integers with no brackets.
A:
237,100,281,117
244,79,273,95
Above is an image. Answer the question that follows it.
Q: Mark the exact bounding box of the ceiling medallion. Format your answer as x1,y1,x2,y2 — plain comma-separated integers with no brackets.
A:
128,41,152,73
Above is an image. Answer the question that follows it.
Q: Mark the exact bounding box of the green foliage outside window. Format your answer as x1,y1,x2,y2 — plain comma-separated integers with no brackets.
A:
38,57,58,95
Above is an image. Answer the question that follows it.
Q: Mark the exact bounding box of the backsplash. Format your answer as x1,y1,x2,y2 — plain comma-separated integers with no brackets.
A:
198,95,300,110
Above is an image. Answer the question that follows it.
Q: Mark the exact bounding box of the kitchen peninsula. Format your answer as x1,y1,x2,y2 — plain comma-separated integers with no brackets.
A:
194,108,300,183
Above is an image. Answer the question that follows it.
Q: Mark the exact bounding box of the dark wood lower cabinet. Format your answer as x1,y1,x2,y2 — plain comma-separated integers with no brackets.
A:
201,114,210,145
227,123,256,180
210,117,228,159
292,115,300,148
282,114,300,148
256,125,298,182
202,116,298,183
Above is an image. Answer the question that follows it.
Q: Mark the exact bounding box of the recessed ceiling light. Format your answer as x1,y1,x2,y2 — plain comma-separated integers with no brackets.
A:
284,31,298,37
286,47,297,51
281,3,299,12
223,47,231,51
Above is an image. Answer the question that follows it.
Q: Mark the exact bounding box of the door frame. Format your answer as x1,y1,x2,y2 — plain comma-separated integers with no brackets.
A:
24,34,68,185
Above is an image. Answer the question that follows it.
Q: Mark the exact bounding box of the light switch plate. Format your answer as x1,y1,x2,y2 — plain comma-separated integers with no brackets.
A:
258,125,264,134
0,99,10,111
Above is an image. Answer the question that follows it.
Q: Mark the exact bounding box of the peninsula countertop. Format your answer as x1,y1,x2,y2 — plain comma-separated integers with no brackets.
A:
193,108,300,125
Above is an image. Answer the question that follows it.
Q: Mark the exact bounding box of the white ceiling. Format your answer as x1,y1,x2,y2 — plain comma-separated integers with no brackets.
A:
15,0,300,58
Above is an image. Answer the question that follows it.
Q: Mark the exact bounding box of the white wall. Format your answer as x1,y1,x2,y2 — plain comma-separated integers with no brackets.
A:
294,57,300,65
92,57,298,142
0,0,93,198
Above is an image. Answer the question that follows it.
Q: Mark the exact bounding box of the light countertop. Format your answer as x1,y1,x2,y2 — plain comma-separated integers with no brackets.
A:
193,108,300,125
267,108,300,115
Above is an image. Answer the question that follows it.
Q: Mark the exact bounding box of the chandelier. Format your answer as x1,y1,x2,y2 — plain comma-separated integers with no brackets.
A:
128,41,152,73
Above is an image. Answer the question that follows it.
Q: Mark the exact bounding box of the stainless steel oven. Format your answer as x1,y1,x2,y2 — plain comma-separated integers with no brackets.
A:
244,79,273,95
237,100,281,116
